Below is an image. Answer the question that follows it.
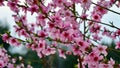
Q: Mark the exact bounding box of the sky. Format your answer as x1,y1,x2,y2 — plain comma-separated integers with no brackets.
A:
0,0,120,54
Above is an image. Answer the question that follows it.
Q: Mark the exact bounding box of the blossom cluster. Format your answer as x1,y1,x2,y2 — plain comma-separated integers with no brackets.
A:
0,47,32,68
1,0,120,68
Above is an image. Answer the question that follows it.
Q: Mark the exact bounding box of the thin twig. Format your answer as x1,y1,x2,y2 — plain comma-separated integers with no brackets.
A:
92,2,120,15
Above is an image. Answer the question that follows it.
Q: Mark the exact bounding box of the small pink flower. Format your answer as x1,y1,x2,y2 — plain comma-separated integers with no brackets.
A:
19,15,27,26
88,63,99,68
116,29,120,36
80,14,88,20
102,27,111,36
40,4,50,13
27,65,33,68
60,31,70,42
95,6,107,14
37,40,46,51
42,46,56,56
2,33,9,42
12,58,16,63
58,49,66,59
66,51,72,55
50,42,57,47
72,45,81,56
75,38,89,52
28,5,39,15
99,63,113,68
20,29,29,37
37,52,43,58
0,0,4,6
37,30,47,38
30,44,37,50
108,58,115,65
92,34,102,41
90,23,101,33
83,51,103,66
36,13,46,26
7,1,19,12
0,60,4,68
92,45,107,56
115,41,120,49
7,63,14,68
50,28,61,40
92,13,101,21
26,0,34,5
53,0,66,7
9,37,20,46
71,0,81,3
80,0,92,10
48,22,55,29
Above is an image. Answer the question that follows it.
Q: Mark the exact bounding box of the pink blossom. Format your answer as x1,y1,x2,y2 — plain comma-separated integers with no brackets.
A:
0,60,4,68
7,1,19,12
99,63,113,68
100,1,112,8
88,63,99,68
53,0,66,7
19,15,27,26
20,29,29,37
37,40,46,51
80,0,92,10
12,58,16,63
13,25,21,33
30,44,37,50
40,4,50,14
71,0,81,3
95,6,107,15
0,0,4,6
92,45,107,56
16,63,25,68
26,0,34,5
27,65,33,68
92,34,102,41
50,42,57,47
64,10,73,17
49,28,61,40
37,30,47,38
9,37,20,46
72,45,82,56
90,23,101,33
76,39,89,52
0,48,11,68
37,52,43,58
116,29,120,36
2,33,9,42
48,22,55,29
80,14,88,20
66,51,72,55
115,41,120,49
102,27,111,36
92,13,101,21
108,58,115,65
28,5,39,15
58,49,66,59
42,46,56,56
83,52,103,66
60,31,70,42
110,0,115,5
36,13,46,26
7,63,14,68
